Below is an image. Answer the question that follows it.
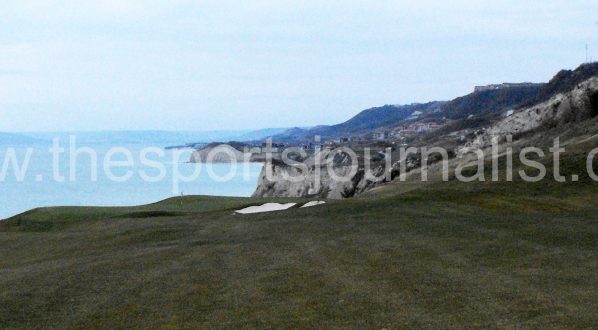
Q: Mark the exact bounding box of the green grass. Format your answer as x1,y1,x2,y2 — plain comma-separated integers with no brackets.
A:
1,147,598,328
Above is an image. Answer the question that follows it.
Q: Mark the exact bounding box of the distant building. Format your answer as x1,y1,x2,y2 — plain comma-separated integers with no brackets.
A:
400,130,417,138
261,141,287,148
406,110,423,121
373,132,389,141
417,122,440,133
414,124,428,133
474,83,542,93
301,143,324,151
261,141,288,153
389,122,441,139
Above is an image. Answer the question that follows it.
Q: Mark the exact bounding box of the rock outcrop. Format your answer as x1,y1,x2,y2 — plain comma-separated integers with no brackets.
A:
459,77,598,154
252,149,393,199
254,77,598,199
190,143,271,163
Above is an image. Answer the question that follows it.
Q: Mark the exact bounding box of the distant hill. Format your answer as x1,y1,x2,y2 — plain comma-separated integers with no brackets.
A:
517,62,598,108
325,103,442,133
272,102,444,141
25,130,256,145
270,127,310,141
9,128,296,148
228,127,299,141
427,85,543,123
423,62,598,127
270,62,598,142
22,128,294,147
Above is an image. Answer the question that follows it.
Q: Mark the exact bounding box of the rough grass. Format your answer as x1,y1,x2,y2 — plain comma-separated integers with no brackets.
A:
1,146,598,328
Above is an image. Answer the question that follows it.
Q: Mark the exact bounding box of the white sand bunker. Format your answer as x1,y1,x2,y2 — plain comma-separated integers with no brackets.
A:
235,201,326,214
235,203,297,214
301,201,326,208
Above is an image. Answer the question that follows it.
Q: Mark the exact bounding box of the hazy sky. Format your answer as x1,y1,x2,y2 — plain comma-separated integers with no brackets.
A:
0,0,597,132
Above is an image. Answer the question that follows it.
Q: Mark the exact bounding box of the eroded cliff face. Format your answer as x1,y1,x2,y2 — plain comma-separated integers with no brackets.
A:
254,77,598,199
190,145,246,163
458,77,598,154
190,144,270,163
252,150,393,199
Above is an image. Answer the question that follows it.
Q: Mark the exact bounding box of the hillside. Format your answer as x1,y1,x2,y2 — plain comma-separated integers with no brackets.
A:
271,103,443,142
227,127,295,141
429,85,542,121
517,62,598,108
429,62,598,124
252,66,598,201
270,63,598,143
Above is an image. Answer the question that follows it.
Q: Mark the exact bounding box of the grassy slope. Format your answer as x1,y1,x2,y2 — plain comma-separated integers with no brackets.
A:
1,149,598,328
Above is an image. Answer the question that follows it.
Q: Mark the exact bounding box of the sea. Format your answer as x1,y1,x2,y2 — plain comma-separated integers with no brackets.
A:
0,137,263,219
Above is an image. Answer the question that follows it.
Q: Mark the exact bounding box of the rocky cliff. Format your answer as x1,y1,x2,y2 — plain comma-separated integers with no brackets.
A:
254,76,598,200
190,143,271,163
252,149,394,199
459,76,598,154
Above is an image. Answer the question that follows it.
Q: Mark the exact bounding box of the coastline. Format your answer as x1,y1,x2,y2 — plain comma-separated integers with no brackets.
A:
0,145,263,220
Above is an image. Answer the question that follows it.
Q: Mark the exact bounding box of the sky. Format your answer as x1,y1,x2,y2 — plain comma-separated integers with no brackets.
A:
0,0,597,132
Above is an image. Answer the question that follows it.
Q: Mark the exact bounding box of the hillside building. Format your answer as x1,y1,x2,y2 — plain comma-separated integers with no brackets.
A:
474,82,542,93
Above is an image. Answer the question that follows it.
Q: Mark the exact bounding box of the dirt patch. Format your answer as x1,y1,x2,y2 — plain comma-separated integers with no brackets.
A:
589,91,598,117
117,211,186,219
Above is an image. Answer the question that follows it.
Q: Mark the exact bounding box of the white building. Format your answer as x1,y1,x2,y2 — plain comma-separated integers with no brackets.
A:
373,132,388,141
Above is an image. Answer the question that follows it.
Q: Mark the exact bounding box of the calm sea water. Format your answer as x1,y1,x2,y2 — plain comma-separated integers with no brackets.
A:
0,142,263,219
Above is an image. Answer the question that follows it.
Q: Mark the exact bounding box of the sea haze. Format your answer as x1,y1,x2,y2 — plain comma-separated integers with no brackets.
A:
20,128,292,146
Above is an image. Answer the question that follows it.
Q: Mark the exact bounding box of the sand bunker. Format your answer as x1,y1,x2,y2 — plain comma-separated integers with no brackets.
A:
236,201,326,214
235,203,297,214
301,201,326,208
